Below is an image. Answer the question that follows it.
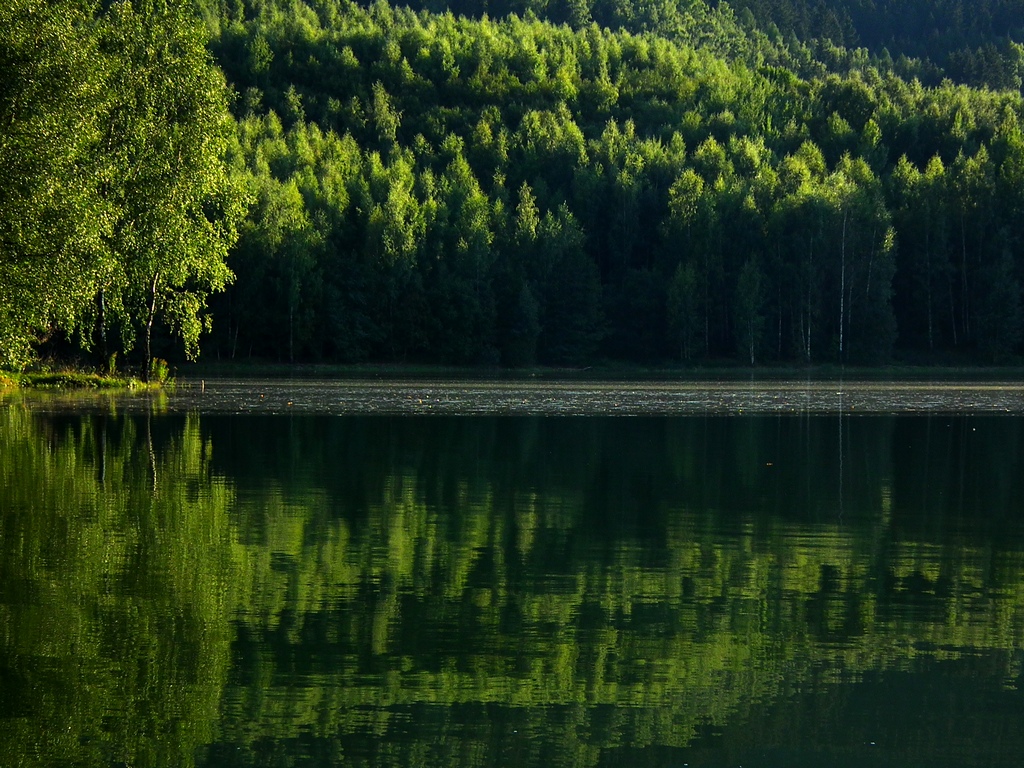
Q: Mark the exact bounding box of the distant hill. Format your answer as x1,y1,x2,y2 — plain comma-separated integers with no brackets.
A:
721,0,1024,89
336,0,1024,89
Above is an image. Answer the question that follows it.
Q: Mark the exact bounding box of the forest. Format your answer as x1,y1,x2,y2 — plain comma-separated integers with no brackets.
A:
3,0,1024,368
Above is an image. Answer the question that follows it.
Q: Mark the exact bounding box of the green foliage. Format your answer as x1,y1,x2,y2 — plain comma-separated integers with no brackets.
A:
727,0,1024,90
0,0,244,371
192,0,1024,366
0,0,109,368
7,0,1024,366
148,356,173,385
97,0,246,376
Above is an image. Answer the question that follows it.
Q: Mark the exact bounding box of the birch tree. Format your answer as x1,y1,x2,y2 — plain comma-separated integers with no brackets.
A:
98,0,246,378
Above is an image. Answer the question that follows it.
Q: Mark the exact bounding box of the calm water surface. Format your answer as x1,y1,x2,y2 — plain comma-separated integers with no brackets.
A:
2,379,1024,767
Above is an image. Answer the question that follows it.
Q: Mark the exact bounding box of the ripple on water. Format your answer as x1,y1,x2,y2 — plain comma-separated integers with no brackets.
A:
5,378,1023,415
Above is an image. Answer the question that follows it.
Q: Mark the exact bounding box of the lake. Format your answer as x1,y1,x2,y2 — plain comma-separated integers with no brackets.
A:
2,378,1024,767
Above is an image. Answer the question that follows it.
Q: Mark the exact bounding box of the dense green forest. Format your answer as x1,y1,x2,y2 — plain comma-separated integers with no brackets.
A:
3,0,1024,368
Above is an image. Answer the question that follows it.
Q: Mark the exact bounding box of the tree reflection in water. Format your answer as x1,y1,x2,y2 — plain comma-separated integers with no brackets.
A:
1,408,1023,767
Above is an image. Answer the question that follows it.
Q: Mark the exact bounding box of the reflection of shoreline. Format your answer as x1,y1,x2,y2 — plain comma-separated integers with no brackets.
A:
0,387,169,415
216,411,1024,765
225,485,1024,685
211,485,1024,767
3,409,1024,767
0,410,236,768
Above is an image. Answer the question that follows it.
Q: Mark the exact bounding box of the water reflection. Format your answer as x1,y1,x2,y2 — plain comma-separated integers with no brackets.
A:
0,410,237,768
1,408,1023,767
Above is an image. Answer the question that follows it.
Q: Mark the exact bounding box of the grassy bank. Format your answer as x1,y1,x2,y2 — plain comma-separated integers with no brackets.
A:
0,354,177,390
0,370,161,390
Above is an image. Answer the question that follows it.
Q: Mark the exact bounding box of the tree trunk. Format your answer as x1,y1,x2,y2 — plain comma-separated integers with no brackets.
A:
948,277,958,346
288,302,294,363
144,271,159,383
97,289,108,370
960,213,970,341
924,211,934,351
777,286,782,358
839,208,847,360
805,239,813,363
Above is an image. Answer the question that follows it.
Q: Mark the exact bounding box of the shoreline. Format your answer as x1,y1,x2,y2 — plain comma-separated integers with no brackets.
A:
176,360,1024,383
0,371,160,390
5,361,1024,392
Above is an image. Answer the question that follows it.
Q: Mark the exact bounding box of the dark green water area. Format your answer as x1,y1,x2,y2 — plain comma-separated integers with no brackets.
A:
2,380,1024,767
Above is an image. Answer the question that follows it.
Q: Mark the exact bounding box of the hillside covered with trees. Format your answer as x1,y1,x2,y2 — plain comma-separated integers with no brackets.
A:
3,0,1024,369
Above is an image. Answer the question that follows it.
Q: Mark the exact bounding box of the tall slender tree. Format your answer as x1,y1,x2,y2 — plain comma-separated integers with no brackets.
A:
97,0,246,377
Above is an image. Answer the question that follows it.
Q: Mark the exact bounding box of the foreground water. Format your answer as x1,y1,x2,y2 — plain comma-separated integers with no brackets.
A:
2,379,1024,767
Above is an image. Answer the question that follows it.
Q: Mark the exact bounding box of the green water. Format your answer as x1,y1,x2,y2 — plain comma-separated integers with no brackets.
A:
2,399,1024,767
